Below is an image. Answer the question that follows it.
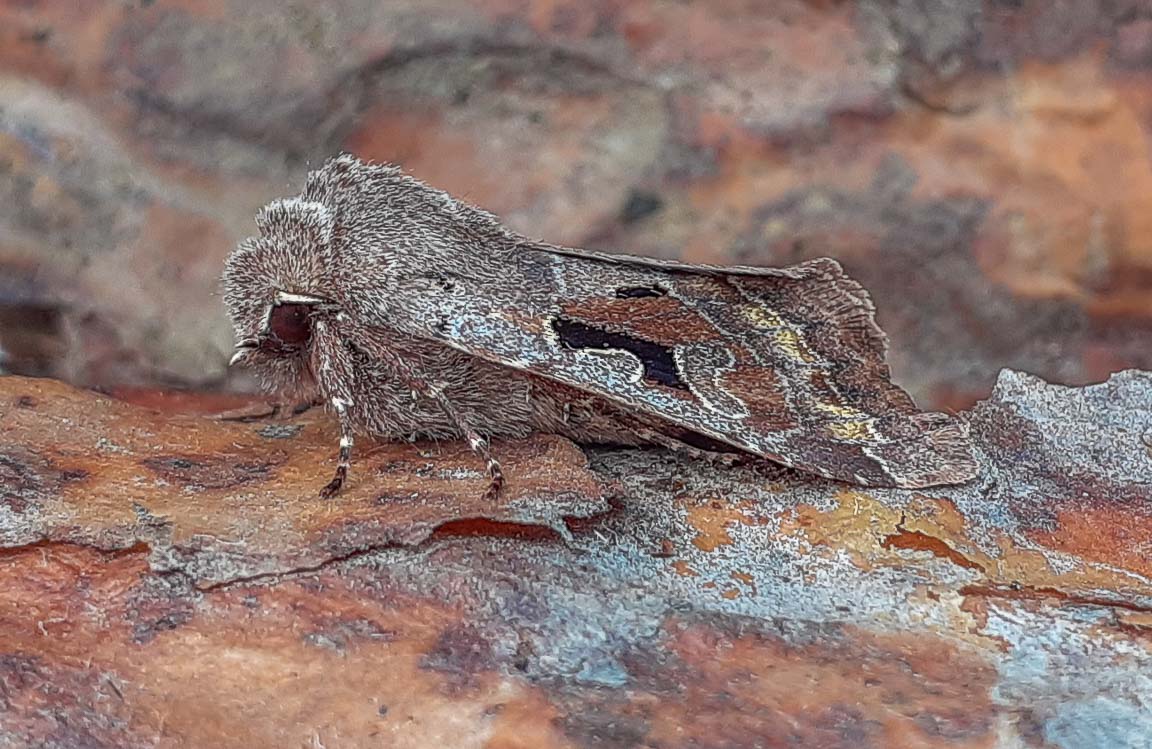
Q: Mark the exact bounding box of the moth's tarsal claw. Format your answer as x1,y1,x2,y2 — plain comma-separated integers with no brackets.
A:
319,466,346,499
229,339,258,366
482,459,504,503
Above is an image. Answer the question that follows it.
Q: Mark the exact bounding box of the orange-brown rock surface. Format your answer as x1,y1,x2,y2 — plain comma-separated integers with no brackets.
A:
1,369,1151,748
1,1,1150,406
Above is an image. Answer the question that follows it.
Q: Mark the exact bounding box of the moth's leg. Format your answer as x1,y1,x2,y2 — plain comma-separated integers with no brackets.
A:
312,319,361,498
212,402,278,422
273,398,318,420
464,427,505,502
431,392,504,501
319,396,354,499
212,397,316,423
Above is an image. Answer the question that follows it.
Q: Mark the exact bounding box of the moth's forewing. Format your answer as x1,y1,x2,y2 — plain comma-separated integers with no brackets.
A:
414,249,978,489
288,155,977,490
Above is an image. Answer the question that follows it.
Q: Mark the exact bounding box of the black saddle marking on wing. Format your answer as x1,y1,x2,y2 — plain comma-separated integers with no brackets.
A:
551,317,687,390
614,286,666,299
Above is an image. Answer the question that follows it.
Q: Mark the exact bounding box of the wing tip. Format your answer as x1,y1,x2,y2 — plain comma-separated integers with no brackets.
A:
781,258,891,362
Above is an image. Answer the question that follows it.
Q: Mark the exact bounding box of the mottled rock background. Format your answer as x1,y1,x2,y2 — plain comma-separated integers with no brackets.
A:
1,1,1151,406
3,366,1152,748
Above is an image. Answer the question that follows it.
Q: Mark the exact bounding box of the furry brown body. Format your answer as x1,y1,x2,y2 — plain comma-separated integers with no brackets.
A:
272,322,651,446
223,155,978,496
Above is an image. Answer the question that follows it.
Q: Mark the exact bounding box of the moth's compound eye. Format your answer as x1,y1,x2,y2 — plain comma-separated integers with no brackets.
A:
268,303,313,346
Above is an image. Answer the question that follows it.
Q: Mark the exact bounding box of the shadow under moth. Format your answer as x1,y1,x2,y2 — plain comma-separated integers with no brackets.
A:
223,154,978,498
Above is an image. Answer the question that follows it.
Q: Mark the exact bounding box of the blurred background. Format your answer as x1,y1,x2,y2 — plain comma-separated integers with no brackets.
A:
1,0,1149,410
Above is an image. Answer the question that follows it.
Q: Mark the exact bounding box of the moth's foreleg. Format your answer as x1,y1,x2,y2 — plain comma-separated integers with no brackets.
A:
311,318,362,498
319,396,354,499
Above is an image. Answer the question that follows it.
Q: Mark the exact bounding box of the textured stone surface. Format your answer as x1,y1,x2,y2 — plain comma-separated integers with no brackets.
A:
1,370,1151,747
1,1,1150,406
0,379,607,585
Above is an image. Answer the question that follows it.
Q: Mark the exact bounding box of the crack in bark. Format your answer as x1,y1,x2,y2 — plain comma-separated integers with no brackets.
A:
198,516,573,591
960,583,1152,616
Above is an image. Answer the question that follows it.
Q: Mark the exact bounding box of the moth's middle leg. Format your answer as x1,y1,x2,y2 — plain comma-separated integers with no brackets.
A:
431,391,504,501
463,429,504,502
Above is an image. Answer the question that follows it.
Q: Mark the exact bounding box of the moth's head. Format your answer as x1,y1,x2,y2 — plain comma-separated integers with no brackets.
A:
222,197,336,397
228,290,324,359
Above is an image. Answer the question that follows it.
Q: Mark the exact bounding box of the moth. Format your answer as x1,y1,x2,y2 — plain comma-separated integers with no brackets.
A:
223,154,978,498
